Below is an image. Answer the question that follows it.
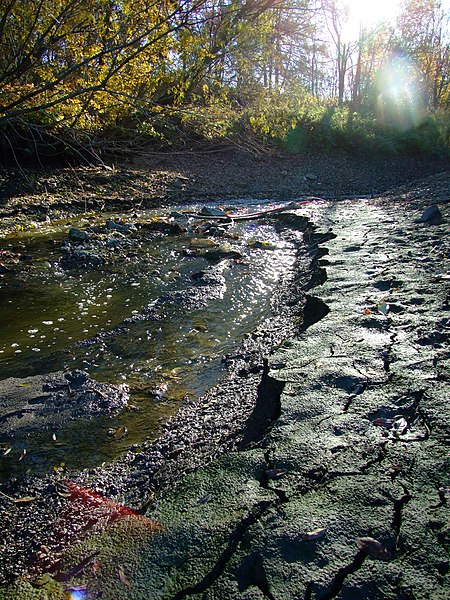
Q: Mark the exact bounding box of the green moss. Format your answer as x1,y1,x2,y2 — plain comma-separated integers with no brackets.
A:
0,576,67,600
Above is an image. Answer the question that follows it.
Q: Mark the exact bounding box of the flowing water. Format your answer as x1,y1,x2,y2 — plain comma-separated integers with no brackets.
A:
0,202,300,479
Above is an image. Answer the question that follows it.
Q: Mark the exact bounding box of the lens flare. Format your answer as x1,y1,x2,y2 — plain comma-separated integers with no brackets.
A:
68,590,87,600
376,55,425,129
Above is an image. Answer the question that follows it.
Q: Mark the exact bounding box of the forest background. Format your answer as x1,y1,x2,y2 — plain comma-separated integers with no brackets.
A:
0,0,449,164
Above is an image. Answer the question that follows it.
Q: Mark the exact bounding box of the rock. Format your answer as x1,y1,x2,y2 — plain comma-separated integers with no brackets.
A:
106,219,133,233
190,237,217,248
59,249,105,269
0,371,129,441
171,176,190,189
203,244,242,263
200,206,227,217
105,235,130,248
64,370,89,388
249,240,277,250
415,204,443,225
142,219,185,235
68,227,89,242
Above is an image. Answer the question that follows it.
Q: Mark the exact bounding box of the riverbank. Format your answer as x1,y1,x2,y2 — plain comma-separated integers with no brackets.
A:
0,153,449,598
0,150,449,236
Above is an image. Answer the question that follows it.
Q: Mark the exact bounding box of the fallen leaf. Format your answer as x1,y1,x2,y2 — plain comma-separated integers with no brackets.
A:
304,527,326,540
118,565,132,587
3,447,11,456
110,426,128,440
63,480,164,531
389,465,402,476
266,468,287,479
92,559,102,574
364,308,371,315
377,302,389,315
392,416,408,436
372,417,394,428
357,536,388,558
18,449,27,461
13,496,37,503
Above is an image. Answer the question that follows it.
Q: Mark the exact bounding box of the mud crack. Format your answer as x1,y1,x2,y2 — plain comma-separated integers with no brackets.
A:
384,483,412,550
170,499,278,600
316,550,367,600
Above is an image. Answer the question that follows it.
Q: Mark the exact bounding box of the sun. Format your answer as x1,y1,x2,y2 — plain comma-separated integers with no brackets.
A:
342,0,402,39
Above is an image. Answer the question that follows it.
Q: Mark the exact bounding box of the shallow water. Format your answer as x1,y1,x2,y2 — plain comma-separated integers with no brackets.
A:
0,202,299,478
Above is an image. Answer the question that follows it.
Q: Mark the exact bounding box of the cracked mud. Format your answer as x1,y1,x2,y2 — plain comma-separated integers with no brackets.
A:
1,172,449,600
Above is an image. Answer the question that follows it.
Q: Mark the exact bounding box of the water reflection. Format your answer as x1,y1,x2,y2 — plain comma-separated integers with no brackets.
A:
0,203,298,478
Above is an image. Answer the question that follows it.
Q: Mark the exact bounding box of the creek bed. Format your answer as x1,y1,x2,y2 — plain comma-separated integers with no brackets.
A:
0,201,302,481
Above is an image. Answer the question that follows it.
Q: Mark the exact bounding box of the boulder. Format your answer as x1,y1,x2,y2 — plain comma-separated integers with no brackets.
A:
415,204,443,225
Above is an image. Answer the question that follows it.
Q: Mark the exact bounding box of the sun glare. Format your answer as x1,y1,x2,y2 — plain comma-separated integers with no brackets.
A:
342,0,402,40
376,55,425,128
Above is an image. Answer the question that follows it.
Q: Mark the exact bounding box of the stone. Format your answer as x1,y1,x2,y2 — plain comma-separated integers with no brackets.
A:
142,219,185,235
106,219,132,233
415,204,443,225
68,227,89,242
200,206,227,217
60,249,104,268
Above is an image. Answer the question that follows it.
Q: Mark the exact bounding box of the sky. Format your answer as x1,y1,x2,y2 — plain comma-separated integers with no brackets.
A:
342,0,450,41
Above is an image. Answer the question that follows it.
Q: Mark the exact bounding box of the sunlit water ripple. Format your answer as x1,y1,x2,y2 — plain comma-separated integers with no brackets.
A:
0,202,299,478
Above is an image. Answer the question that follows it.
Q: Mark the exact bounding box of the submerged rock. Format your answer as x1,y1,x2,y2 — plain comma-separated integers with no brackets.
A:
0,371,129,449
415,204,444,224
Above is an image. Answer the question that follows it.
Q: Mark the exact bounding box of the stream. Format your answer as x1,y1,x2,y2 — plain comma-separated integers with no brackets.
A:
0,200,302,481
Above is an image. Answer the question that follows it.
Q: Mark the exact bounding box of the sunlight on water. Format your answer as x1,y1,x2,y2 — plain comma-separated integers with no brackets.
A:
0,202,299,478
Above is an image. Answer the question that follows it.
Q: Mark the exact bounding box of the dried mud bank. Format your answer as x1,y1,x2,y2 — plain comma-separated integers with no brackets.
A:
140,188,450,600
1,170,450,599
